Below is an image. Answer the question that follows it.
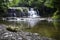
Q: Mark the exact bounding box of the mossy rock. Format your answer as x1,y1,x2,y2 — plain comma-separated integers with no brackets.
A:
6,26,20,32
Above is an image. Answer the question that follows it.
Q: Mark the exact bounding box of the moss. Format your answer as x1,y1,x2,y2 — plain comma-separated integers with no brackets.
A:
6,26,20,32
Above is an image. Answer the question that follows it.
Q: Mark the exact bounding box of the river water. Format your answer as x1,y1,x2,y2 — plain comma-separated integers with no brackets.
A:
0,18,60,40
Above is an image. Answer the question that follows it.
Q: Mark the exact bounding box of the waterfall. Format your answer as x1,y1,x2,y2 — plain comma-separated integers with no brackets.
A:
28,8,40,18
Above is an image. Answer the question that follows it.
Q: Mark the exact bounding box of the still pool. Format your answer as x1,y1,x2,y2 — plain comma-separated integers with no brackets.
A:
0,18,60,40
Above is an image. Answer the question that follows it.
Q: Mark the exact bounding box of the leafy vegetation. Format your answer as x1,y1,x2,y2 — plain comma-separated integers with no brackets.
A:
7,0,20,7
0,0,60,18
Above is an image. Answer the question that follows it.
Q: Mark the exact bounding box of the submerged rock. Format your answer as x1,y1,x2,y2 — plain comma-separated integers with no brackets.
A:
0,24,55,40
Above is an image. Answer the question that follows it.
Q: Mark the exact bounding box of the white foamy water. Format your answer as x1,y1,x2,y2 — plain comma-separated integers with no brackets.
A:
28,8,40,18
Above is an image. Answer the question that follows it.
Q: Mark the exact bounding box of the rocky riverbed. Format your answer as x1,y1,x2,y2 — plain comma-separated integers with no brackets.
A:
0,24,55,40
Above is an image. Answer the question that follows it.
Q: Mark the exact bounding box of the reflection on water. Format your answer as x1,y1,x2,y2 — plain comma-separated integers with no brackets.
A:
0,18,60,40
7,18,40,27
26,18,40,27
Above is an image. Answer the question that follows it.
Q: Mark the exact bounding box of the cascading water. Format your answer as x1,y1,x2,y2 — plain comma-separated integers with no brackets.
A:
26,8,40,27
28,8,40,18
5,7,40,27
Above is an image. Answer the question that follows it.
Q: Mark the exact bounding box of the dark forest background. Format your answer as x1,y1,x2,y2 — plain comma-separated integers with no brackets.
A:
0,0,60,19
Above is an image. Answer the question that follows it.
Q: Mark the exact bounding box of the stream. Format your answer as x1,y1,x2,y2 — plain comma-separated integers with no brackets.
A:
0,17,60,40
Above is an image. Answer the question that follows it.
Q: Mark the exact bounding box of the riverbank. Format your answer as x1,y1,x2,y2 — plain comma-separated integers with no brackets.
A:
0,24,55,40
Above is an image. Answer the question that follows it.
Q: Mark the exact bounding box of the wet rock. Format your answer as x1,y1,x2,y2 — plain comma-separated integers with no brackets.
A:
0,25,55,40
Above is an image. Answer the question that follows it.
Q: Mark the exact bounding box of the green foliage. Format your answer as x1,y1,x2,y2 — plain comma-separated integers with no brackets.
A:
7,0,20,7
0,0,60,17
0,0,56,9
17,0,45,7
0,0,20,17
0,0,20,8
0,0,8,17
51,0,60,19
52,14,60,20
44,0,54,8
52,9,60,20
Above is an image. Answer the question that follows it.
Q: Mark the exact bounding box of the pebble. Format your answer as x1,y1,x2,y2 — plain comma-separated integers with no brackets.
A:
18,37,22,40
4,35,8,37
0,25,55,40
